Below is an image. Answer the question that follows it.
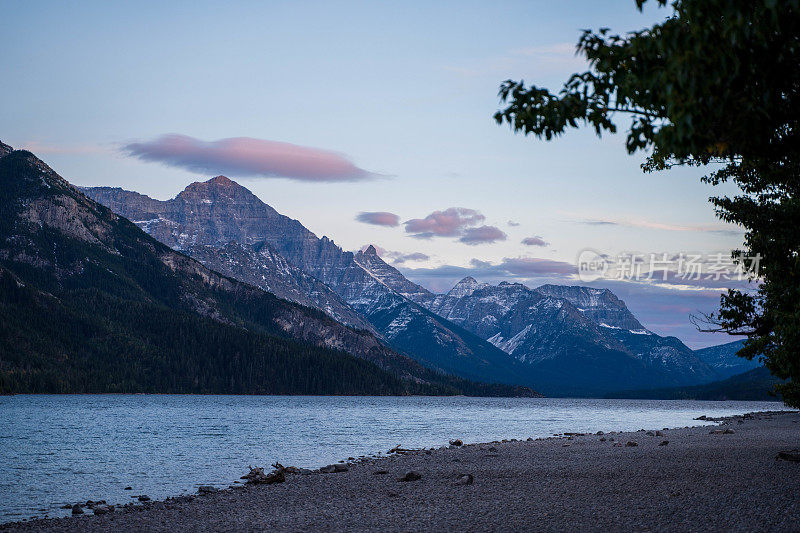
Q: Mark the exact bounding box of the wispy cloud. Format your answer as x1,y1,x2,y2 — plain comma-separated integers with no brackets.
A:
444,42,586,79
507,220,521,227
355,211,400,227
19,141,109,155
577,216,743,236
122,134,382,182
522,236,548,247
392,252,430,264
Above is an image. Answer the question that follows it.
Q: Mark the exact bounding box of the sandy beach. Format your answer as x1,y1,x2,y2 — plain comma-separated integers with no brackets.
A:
4,410,799,533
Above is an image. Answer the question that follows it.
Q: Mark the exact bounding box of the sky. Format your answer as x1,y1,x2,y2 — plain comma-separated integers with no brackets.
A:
1,1,753,348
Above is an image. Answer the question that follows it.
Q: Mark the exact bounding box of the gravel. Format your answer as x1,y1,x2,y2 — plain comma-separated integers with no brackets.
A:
3,411,799,532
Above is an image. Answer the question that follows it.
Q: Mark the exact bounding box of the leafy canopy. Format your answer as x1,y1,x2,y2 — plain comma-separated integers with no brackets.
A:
495,0,800,406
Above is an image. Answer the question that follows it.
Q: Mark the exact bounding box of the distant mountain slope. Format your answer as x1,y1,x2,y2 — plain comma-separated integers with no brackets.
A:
388,272,718,396
0,145,532,396
82,179,530,388
607,367,784,402
693,339,762,379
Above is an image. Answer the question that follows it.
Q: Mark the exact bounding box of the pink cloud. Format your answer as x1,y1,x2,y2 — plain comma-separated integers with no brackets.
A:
405,207,485,239
356,211,400,227
459,225,508,245
522,236,548,247
122,134,379,182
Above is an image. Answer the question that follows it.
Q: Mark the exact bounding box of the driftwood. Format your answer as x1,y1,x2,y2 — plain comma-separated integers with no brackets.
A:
388,444,417,455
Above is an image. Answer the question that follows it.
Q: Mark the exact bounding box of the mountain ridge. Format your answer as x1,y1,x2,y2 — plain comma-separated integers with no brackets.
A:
83,174,726,396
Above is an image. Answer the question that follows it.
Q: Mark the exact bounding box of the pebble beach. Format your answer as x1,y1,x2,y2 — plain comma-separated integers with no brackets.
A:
3,411,799,532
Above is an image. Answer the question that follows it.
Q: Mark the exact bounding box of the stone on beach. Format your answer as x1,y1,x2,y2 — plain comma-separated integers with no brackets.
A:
776,449,800,462
70,504,83,515
455,474,474,486
91,505,114,515
626,441,638,447
709,428,735,435
659,441,669,446
449,439,463,447
197,486,219,494
399,471,422,482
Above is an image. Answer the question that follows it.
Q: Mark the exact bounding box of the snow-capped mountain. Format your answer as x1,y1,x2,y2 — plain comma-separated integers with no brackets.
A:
349,249,718,395
417,277,717,394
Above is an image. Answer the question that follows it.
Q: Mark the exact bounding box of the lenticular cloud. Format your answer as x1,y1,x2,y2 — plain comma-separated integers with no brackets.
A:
122,134,378,182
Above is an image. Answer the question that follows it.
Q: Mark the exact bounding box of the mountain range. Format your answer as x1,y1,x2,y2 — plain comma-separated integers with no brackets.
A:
82,178,533,387
0,142,536,397
78,172,755,396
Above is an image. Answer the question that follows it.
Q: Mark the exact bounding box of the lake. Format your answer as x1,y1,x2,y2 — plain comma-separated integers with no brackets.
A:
0,395,786,523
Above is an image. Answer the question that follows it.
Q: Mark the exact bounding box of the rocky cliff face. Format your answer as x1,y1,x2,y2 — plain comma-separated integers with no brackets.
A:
82,179,525,386
535,284,645,331
82,180,371,330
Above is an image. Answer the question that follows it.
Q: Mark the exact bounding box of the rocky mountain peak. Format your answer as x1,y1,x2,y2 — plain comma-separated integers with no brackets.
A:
364,244,378,256
178,175,255,202
447,276,488,298
206,175,236,186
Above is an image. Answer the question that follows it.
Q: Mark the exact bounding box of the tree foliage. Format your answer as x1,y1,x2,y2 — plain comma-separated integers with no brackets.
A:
495,0,800,406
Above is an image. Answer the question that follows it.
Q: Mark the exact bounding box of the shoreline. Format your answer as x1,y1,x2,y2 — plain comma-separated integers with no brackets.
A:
3,409,799,532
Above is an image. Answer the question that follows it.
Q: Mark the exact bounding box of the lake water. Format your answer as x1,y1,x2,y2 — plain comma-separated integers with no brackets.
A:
0,395,786,522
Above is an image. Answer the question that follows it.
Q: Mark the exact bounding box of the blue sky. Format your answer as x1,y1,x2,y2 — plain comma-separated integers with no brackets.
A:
1,1,751,347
